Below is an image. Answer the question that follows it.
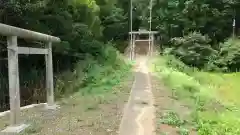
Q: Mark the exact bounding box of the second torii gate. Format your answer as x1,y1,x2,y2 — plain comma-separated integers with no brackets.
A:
129,30,158,60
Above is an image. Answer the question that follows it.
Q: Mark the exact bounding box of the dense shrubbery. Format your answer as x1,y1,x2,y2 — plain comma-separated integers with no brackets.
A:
163,54,197,75
164,33,240,72
0,0,130,109
137,0,240,72
55,44,131,97
0,0,129,62
168,32,216,68
150,0,240,45
217,38,240,71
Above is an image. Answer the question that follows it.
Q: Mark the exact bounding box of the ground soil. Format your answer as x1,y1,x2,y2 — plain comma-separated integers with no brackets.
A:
0,74,134,135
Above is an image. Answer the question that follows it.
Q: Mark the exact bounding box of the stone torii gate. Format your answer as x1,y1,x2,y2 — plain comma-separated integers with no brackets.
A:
0,23,60,134
129,30,158,60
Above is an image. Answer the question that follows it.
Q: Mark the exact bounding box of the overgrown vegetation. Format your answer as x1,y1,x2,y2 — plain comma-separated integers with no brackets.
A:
131,0,240,72
160,111,185,127
23,60,132,135
0,0,130,110
150,0,240,44
151,55,240,135
168,32,215,68
1,0,240,134
217,38,240,71
164,33,240,73
0,46,133,134
151,16,240,133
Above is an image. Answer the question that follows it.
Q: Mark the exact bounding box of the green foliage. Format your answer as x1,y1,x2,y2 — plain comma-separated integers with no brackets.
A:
177,127,190,135
151,56,240,135
0,0,128,54
55,45,131,97
168,32,216,68
217,38,240,71
135,0,240,71
100,4,128,41
150,0,239,45
161,54,196,75
0,0,130,109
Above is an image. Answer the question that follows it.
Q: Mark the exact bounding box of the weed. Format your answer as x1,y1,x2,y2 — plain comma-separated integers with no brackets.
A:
20,122,42,135
160,111,185,127
177,127,189,135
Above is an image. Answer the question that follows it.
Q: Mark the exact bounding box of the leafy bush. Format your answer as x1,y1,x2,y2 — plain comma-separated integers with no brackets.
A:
160,111,185,127
217,38,240,72
55,45,131,97
169,32,217,68
161,52,197,75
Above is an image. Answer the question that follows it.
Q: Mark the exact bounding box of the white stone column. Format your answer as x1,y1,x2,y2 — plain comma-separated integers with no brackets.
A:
132,34,136,59
129,34,132,60
7,36,20,126
2,36,29,134
148,33,151,56
151,34,154,56
45,42,55,108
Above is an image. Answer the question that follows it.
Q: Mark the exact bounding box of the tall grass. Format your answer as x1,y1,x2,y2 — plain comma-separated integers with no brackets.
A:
150,55,240,135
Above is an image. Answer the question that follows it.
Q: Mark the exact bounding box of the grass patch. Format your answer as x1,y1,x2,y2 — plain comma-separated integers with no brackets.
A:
194,72,240,106
150,55,240,135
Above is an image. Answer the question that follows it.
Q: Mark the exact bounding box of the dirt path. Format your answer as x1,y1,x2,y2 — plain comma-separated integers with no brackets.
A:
119,56,155,135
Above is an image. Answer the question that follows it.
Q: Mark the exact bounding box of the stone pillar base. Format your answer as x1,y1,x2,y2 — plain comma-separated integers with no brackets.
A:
1,124,29,135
